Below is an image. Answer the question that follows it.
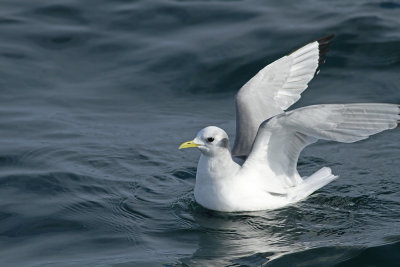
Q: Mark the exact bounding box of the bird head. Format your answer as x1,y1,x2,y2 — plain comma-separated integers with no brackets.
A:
179,126,230,156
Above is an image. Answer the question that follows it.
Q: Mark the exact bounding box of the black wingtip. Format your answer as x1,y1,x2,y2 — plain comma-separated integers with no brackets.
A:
398,104,400,127
317,34,335,44
315,34,335,75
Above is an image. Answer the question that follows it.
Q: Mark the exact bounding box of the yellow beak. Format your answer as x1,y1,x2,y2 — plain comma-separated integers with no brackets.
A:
179,140,199,149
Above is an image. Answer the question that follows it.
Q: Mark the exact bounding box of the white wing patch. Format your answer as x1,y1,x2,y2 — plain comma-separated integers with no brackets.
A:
274,41,319,109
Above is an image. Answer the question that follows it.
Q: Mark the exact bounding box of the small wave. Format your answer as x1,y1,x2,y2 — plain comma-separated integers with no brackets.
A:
265,241,400,267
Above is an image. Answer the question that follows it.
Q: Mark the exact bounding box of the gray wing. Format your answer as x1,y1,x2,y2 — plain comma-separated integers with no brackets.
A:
244,103,400,186
232,35,334,157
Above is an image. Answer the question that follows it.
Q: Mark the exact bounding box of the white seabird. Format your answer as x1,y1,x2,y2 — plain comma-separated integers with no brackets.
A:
179,35,399,212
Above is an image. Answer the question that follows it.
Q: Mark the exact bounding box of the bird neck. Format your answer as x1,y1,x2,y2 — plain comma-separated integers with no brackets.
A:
197,149,240,182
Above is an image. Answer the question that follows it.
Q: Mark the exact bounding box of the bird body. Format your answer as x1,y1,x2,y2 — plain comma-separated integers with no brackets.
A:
191,127,338,212
179,35,399,212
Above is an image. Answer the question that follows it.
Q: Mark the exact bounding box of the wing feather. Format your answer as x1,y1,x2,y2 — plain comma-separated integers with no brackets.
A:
243,103,400,186
232,35,334,157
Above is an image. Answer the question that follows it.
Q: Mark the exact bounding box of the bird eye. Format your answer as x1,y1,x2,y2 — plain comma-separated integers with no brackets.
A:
207,137,214,142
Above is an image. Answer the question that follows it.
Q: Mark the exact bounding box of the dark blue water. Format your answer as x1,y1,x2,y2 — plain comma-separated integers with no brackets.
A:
0,0,399,266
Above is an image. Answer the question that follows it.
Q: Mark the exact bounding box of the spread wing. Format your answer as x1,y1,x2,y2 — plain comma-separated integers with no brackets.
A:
232,34,334,157
243,103,400,186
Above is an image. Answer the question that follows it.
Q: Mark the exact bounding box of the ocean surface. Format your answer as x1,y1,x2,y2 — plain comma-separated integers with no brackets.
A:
0,0,399,266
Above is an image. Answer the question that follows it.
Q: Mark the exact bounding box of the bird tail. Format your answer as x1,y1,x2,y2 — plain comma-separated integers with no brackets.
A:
289,167,338,202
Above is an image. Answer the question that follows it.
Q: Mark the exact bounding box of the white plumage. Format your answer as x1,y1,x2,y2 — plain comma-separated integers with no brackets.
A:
179,35,399,212
233,36,330,157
